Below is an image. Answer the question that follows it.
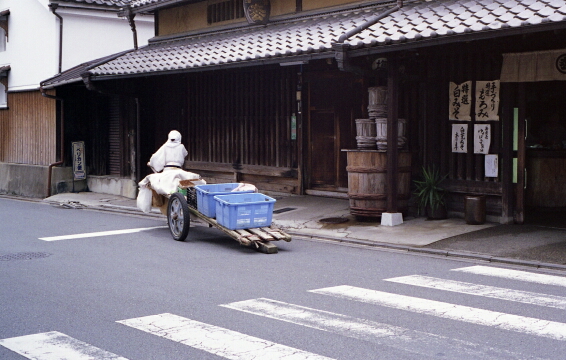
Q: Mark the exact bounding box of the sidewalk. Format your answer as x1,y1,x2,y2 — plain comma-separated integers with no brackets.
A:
41,191,566,270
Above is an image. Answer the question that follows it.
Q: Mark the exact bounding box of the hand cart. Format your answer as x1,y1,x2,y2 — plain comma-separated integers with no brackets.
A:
166,185,291,254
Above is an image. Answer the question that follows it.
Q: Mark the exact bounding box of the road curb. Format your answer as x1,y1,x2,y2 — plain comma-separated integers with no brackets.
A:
287,231,566,271
4,194,565,271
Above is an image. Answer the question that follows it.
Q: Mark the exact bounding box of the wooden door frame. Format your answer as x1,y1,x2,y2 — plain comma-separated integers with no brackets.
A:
306,107,340,190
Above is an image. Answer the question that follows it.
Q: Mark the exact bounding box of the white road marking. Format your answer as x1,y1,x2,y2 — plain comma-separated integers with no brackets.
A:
310,285,566,341
0,331,128,360
117,313,334,360
221,298,537,359
452,265,566,287
38,226,167,241
385,275,566,309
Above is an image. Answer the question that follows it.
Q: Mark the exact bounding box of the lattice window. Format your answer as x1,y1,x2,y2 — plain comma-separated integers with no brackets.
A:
207,0,244,24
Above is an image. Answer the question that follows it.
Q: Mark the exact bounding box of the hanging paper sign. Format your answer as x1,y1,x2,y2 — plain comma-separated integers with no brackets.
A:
449,81,471,121
452,124,468,153
474,124,491,154
72,141,86,180
243,0,271,25
475,80,500,121
485,154,499,177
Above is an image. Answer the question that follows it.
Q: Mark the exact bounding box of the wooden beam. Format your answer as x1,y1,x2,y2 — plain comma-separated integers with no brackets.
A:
444,179,502,195
184,161,297,178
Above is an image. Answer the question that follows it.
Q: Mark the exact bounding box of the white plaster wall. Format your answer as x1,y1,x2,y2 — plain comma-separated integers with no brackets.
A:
0,0,59,91
59,8,154,71
0,0,154,92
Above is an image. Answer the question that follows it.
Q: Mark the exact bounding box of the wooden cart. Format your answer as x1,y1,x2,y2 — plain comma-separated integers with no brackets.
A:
166,188,291,254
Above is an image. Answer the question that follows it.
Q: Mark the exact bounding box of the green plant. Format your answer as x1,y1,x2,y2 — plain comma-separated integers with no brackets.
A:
413,165,447,215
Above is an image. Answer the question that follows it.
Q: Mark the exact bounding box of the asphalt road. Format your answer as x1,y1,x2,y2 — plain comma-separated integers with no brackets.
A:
1,197,566,359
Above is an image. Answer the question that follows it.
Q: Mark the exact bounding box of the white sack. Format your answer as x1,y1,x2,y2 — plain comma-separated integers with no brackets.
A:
232,183,258,192
136,185,153,213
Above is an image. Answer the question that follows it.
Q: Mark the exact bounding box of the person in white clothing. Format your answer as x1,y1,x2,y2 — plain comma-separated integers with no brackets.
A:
148,130,188,172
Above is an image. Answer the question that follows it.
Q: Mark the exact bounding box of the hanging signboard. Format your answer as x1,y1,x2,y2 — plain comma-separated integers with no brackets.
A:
485,154,499,177
451,124,468,153
474,124,491,154
475,80,500,121
449,81,471,121
72,141,86,180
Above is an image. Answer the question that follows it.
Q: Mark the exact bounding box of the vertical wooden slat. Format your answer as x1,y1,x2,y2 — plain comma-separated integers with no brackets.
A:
0,91,56,166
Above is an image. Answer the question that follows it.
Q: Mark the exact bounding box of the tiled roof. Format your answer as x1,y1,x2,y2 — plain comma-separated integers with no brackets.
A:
45,0,566,84
40,51,132,89
130,0,163,7
53,0,132,7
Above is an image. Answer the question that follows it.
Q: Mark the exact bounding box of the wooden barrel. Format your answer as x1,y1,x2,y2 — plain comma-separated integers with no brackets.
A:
345,150,412,218
375,118,407,150
355,119,376,149
368,86,388,118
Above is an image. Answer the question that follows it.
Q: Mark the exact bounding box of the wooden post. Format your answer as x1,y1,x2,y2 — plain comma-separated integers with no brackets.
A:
500,82,514,224
386,58,399,213
516,83,526,224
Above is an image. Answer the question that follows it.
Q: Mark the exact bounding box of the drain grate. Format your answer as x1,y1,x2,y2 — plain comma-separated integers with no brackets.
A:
273,207,297,214
318,217,349,224
0,252,52,261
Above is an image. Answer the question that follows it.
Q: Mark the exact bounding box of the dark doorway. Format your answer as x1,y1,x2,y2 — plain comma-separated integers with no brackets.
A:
523,81,566,227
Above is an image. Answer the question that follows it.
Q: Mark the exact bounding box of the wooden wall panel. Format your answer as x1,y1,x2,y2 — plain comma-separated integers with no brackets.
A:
185,66,297,169
0,90,56,166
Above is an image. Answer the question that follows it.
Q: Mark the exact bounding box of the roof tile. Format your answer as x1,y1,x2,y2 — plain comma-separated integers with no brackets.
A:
42,0,566,84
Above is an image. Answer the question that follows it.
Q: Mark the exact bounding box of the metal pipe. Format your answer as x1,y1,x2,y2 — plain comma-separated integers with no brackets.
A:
41,87,64,197
125,7,139,50
337,0,403,43
49,3,63,74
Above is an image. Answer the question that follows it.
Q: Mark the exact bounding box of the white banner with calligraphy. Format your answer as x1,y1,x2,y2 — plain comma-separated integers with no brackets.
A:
452,124,468,153
449,81,472,121
475,80,500,121
474,124,491,154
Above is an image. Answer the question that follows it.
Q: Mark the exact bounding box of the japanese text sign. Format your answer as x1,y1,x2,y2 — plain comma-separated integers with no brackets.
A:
474,124,491,154
452,124,468,153
449,81,472,121
475,80,500,121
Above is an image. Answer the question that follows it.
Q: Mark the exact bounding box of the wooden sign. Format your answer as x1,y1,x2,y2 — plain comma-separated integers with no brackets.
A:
72,141,86,180
243,0,270,25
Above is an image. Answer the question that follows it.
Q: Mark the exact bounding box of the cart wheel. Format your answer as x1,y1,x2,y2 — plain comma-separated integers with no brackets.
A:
167,193,190,241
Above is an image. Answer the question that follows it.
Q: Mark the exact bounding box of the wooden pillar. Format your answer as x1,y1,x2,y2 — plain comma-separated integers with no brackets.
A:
500,82,515,224
386,58,399,213
516,83,526,224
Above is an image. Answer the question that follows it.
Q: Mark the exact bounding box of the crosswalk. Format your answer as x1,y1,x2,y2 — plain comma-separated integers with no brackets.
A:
2,264,565,359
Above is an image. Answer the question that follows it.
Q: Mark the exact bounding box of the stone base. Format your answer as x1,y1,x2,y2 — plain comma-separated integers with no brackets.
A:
87,176,137,199
381,212,403,226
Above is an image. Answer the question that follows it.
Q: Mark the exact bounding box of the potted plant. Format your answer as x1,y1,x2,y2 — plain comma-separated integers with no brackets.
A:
413,165,448,220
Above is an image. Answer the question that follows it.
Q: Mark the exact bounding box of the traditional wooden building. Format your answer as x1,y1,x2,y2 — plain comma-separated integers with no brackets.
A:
41,0,566,224
0,0,153,198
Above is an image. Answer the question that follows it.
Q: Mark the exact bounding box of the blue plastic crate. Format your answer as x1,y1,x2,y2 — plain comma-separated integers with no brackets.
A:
194,183,254,218
214,193,276,230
